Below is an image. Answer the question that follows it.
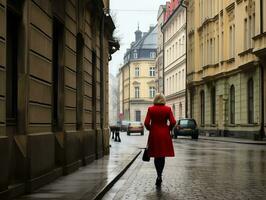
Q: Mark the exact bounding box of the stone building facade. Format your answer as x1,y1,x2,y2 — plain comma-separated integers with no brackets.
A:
119,27,157,122
253,0,266,137
155,5,165,94
186,0,265,139
0,0,118,198
162,0,186,120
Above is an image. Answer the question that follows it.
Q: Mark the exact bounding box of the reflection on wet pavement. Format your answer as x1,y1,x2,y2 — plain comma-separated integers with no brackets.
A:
103,137,266,200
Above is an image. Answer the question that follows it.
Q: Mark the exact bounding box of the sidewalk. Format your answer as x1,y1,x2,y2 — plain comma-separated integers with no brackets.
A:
199,135,266,145
15,133,144,200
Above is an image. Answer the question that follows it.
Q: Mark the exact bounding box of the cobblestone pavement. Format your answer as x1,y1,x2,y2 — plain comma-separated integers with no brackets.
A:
103,138,266,200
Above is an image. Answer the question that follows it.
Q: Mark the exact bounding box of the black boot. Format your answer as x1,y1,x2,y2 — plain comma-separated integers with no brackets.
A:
155,176,162,187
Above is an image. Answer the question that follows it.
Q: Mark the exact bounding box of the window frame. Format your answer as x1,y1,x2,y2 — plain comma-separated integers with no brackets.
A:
135,86,140,99
230,85,235,124
200,90,205,126
247,78,254,124
135,67,140,77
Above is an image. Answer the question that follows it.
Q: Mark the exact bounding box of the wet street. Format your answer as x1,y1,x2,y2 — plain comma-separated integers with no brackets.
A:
103,135,266,200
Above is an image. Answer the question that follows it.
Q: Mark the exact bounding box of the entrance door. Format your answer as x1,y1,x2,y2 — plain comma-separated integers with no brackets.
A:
135,111,141,122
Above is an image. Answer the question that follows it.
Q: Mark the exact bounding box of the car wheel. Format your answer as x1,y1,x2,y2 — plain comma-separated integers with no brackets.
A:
127,132,130,136
141,131,144,135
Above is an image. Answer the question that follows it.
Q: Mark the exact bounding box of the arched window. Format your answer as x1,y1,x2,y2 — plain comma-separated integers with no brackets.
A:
230,85,235,124
200,90,205,125
247,78,254,124
210,87,216,125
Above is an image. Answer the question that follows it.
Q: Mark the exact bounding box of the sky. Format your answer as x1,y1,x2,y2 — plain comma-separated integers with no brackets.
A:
109,0,167,76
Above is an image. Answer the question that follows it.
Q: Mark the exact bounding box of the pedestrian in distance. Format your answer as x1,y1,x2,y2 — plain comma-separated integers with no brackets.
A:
144,93,176,187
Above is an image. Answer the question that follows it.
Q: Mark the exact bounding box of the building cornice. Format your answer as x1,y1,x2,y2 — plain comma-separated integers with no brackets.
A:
187,61,258,87
225,2,235,13
164,24,186,45
162,3,185,31
166,89,186,101
198,14,219,32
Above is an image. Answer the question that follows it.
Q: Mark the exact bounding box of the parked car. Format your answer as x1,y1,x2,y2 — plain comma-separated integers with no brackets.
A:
173,118,199,139
120,120,130,132
127,121,144,136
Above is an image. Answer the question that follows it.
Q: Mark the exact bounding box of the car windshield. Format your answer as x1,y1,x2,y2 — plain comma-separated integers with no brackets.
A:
121,121,129,125
129,122,142,126
179,119,196,128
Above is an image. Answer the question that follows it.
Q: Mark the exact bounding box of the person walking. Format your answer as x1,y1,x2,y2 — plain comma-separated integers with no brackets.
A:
144,93,176,187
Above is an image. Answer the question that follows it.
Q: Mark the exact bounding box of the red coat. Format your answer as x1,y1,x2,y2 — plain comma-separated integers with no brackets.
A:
144,105,176,157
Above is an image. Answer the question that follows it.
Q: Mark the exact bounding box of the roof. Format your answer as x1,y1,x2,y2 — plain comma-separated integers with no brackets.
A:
131,26,157,50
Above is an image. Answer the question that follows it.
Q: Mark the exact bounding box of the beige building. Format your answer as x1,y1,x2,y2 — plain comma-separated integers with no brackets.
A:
119,27,157,122
0,0,118,197
162,1,186,120
253,0,266,137
155,5,166,93
187,0,265,139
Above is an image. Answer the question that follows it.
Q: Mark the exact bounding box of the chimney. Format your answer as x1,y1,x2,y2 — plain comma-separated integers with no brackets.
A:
135,30,142,42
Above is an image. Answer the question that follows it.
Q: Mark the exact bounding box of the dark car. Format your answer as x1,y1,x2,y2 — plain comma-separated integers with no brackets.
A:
127,121,144,136
173,118,199,139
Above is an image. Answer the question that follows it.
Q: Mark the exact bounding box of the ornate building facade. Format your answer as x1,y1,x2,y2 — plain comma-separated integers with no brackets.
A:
0,0,118,198
162,0,186,120
119,26,157,122
155,5,165,94
187,0,265,139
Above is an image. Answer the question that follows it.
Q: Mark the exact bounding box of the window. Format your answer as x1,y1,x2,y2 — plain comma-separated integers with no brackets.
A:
229,26,233,58
149,87,156,98
247,78,254,124
135,87,140,98
6,6,21,127
221,31,224,60
149,67,155,77
200,90,205,125
211,87,216,125
133,50,138,59
52,18,64,131
230,85,235,124
150,52,156,58
244,18,248,50
76,33,84,130
135,67,140,77
135,111,141,122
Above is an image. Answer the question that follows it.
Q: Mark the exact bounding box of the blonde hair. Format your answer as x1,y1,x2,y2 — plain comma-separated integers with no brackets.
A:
153,93,166,105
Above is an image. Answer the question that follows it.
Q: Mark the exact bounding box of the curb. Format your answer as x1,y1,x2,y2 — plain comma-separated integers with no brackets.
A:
199,137,266,145
92,150,142,200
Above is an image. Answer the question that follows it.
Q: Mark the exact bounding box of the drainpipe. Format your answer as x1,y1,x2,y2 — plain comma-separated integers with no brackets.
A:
260,0,265,139
181,0,188,118
260,0,263,34
260,63,265,139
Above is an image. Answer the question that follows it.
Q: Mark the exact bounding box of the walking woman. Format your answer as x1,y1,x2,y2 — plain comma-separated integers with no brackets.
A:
144,93,176,187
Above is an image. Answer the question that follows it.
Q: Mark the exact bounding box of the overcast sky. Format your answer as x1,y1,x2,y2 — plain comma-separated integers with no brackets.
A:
109,0,167,76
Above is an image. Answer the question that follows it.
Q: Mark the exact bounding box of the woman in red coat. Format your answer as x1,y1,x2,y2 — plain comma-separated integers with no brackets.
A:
144,93,176,187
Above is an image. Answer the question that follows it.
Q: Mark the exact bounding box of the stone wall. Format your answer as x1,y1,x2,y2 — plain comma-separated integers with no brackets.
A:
0,0,116,198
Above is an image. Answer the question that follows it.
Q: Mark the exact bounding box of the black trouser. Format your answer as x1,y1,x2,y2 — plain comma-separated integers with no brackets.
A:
154,157,165,177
